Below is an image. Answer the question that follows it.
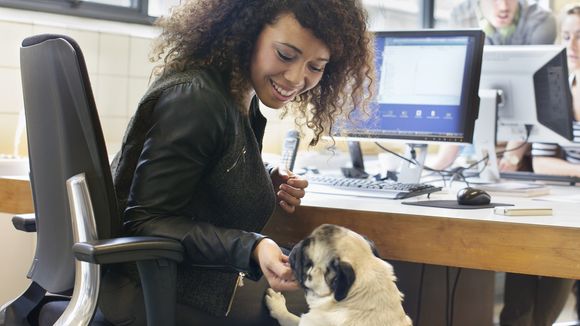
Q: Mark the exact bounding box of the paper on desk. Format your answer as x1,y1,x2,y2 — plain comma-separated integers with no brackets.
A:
533,194,580,203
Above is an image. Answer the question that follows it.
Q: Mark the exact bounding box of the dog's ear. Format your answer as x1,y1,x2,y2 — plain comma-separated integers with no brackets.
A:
363,235,380,257
331,259,356,301
290,239,308,286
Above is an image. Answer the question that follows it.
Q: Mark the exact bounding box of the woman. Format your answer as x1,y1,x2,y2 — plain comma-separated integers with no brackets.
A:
499,4,580,326
107,0,374,324
532,3,580,177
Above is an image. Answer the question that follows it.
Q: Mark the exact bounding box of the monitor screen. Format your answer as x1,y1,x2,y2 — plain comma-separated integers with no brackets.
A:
479,45,574,144
334,29,485,144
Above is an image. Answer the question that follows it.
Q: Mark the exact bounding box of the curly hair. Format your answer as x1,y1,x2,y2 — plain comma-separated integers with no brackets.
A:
151,0,375,146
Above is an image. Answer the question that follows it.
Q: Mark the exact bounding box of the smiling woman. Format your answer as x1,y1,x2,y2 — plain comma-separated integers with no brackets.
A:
249,14,330,109
148,0,374,146
105,0,375,324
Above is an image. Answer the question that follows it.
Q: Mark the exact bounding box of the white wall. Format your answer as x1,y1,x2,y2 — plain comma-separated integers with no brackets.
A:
0,8,161,157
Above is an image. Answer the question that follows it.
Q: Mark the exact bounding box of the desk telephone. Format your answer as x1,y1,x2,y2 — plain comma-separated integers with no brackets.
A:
281,130,299,171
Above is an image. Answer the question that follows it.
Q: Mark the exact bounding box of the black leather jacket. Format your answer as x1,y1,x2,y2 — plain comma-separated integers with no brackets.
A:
111,67,276,315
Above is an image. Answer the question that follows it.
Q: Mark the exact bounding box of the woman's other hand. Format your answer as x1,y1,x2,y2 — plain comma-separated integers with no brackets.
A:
270,167,308,213
253,238,299,291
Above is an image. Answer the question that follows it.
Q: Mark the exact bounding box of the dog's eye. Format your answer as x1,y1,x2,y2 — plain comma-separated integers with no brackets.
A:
304,259,313,269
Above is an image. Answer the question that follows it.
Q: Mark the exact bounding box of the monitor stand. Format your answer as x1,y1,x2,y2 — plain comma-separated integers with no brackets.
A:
397,143,428,184
472,89,500,183
341,141,369,179
342,141,428,184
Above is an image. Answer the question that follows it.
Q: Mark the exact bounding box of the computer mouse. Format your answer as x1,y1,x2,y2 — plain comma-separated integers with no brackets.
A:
456,187,491,206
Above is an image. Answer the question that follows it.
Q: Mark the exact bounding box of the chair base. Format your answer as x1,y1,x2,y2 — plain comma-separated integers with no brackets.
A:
38,301,111,326
0,282,46,326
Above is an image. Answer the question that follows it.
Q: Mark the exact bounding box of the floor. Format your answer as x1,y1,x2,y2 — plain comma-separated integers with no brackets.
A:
553,294,578,325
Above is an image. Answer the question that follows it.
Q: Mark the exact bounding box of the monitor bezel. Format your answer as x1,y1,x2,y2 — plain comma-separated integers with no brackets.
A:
334,29,485,144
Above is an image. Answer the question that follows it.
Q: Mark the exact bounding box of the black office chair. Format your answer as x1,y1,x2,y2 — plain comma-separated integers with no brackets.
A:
0,34,184,326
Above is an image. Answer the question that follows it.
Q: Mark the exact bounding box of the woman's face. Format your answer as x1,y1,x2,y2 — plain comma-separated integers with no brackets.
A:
480,0,519,29
250,13,330,109
561,14,580,72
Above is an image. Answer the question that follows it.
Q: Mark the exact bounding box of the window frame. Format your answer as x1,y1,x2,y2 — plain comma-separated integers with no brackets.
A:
421,0,435,28
0,0,155,25
0,0,456,28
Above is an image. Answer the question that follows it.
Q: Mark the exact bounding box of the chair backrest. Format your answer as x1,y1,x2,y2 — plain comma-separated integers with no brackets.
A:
20,34,121,293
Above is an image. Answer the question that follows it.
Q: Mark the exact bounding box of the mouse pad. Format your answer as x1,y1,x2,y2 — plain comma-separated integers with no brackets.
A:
402,200,514,210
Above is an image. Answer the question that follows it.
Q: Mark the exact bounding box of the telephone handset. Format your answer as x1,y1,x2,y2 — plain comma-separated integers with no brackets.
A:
281,130,300,171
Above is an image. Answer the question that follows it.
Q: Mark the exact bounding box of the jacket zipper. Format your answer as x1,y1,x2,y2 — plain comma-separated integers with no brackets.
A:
226,146,247,173
225,272,246,316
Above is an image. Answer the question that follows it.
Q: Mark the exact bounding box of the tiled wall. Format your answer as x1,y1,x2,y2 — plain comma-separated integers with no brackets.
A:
0,8,296,160
0,14,155,157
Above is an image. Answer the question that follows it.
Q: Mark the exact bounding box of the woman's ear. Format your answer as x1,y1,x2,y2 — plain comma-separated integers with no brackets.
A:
331,259,356,301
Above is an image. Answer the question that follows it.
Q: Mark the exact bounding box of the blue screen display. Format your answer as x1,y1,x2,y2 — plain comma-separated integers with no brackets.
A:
337,33,475,142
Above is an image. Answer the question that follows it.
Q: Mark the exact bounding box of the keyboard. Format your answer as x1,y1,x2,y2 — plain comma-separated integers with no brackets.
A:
306,175,442,199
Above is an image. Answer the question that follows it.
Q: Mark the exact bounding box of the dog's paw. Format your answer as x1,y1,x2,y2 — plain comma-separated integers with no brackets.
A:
265,288,289,318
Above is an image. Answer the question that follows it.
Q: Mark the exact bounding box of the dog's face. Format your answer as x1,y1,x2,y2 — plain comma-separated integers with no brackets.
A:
289,224,379,302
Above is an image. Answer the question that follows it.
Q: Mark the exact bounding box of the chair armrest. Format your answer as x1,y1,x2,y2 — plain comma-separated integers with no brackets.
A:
73,236,184,264
12,213,36,232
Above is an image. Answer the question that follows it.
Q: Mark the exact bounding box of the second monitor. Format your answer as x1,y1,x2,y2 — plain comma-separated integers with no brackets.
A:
479,45,575,144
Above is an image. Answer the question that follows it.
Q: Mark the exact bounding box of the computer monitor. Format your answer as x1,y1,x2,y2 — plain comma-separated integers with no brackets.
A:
334,29,485,183
479,45,575,145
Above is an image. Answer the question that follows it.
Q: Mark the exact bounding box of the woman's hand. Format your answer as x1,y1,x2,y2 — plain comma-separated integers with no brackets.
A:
270,167,308,213
253,238,299,291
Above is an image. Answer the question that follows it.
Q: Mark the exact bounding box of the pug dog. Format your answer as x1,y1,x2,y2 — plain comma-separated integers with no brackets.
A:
265,224,412,326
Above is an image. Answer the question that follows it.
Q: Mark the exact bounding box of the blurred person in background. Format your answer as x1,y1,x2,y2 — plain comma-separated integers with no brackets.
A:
430,0,557,172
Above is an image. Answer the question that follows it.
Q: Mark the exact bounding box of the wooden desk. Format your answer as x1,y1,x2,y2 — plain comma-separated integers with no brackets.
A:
3,175,580,279
264,186,580,279
0,176,33,214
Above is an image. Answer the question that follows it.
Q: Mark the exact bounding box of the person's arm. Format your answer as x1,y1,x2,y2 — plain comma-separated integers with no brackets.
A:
427,144,461,170
124,83,293,287
533,156,580,177
528,11,557,44
531,142,580,177
498,141,530,172
252,238,299,291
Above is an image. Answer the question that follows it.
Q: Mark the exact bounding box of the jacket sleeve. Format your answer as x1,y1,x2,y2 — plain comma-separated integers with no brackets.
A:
124,82,264,279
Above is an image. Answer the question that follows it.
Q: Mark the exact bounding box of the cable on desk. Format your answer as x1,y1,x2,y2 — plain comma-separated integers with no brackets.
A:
374,129,532,188
374,142,483,188
374,142,448,187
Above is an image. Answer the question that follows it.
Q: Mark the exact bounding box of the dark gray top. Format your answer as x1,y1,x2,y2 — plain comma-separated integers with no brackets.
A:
111,67,276,316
